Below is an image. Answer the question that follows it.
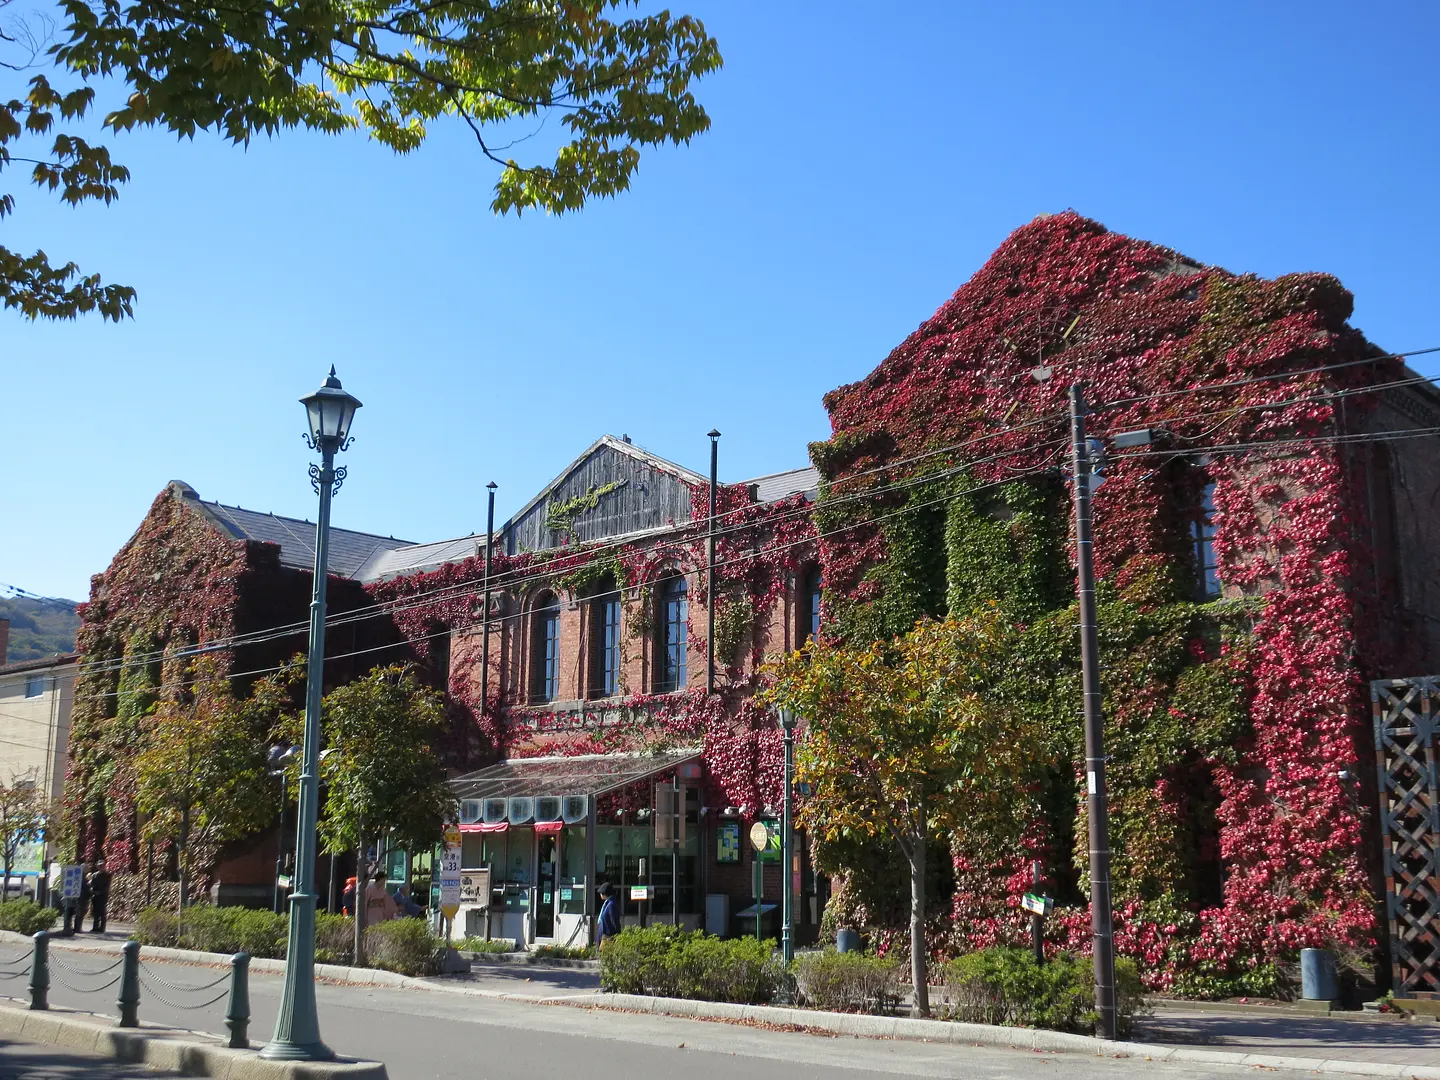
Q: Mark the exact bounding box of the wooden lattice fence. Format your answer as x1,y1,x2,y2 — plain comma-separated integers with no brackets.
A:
1373,676,1440,998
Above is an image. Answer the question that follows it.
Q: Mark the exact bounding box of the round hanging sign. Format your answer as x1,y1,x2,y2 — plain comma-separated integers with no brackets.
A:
749,822,770,852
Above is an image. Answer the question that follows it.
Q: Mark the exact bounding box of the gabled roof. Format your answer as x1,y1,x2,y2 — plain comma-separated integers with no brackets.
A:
170,482,414,580
501,434,708,532
745,466,819,503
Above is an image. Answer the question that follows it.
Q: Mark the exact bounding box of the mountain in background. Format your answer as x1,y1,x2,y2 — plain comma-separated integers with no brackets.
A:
0,586,81,663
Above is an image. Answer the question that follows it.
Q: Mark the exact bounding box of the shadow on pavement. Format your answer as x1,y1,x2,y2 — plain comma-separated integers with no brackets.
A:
0,1036,181,1078
429,964,601,995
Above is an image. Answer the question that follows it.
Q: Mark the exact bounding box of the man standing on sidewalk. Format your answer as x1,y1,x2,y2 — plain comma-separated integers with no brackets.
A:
88,862,112,933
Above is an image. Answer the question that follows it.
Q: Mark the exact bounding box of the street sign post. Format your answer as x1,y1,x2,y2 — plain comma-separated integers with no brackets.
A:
60,865,82,901
439,826,461,940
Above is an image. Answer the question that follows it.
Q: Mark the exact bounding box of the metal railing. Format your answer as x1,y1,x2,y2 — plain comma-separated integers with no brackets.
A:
17,931,251,1048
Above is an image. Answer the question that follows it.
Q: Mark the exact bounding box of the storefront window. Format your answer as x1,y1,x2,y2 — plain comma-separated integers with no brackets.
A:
559,826,587,915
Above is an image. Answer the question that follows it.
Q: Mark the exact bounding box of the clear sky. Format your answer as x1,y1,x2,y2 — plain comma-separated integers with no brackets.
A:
4,1,1437,603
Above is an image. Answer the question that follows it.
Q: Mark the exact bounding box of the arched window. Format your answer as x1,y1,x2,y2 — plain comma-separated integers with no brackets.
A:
800,566,822,647
587,576,622,699
530,591,561,703
655,575,688,692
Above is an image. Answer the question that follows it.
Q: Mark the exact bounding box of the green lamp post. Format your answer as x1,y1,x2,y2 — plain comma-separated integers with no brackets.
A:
261,367,361,1061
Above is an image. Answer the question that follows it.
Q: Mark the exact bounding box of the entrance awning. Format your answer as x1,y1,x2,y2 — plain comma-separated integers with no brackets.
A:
450,748,703,801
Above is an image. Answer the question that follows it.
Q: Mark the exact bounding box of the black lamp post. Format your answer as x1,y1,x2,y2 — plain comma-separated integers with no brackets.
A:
267,745,300,915
262,367,360,1062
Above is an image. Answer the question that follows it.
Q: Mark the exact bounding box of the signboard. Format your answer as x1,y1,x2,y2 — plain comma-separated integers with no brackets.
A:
439,827,462,920
629,885,650,901
60,864,83,901
385,848,408,884
716,822,740,864
752,820,781,863
1021,893,1053,917
460,868,491,906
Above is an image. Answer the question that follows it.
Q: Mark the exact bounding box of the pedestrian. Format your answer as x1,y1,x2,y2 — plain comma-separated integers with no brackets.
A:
88,861,112,933
364,870,398,922
597,882,622,944
392,883,423,918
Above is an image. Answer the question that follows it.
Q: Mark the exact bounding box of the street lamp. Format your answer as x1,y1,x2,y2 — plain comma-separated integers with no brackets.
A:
267,745,300,915
262,367,361,1062
779,707,796,966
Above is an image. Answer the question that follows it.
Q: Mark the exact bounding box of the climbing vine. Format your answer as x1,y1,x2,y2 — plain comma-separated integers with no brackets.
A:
809,211,1400,996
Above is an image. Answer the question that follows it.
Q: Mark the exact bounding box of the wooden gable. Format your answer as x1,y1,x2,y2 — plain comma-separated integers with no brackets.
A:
503,437,703,554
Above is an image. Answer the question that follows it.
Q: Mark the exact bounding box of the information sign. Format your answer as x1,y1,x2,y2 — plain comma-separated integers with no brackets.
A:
439,827,462,920
60,864,82,901
753,820,781,863
460,868,490,906
1021,892,1053,917
629,885,650,901
716,822,740,863
748,822,769,851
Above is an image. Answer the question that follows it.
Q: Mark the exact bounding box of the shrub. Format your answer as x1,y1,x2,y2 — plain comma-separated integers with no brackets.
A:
943,948,1146,1037
599,925,783,1004
173,906,288,958
456,936,517,953
132,907,180,947
0,900,59,936
315,913,354,965
792,949,901,1013
365,918,443,977
533,944,594,960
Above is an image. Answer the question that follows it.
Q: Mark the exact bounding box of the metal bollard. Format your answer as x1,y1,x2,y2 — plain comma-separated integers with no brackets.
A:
225,952,250,1049
117,940,140,1027
28,931,48,1011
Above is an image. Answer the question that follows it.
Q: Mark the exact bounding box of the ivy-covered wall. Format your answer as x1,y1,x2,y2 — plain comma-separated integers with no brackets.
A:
67,482,396,875
810,211,1405,995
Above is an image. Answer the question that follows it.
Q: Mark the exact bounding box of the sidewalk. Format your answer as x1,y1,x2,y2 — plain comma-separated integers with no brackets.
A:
1141,1002,1440,1071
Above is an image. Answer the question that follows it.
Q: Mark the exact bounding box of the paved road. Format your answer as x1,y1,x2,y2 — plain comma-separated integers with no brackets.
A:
1,955,1373,1080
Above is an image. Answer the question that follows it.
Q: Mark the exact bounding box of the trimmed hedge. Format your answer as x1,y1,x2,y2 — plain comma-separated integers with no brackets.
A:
0,900,59,936
943,947,1146,1037
131,907,443,977
599,925,783,1004
792,949,900,1013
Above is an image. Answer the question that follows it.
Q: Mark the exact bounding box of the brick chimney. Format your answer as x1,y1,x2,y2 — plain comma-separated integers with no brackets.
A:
0,618,9,666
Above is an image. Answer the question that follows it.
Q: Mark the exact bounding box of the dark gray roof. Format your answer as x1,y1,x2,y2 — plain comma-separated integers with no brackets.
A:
170,482,414,580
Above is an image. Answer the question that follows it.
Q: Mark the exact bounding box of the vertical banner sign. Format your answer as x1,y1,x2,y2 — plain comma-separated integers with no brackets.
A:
60,865,82,900
440,826,462,922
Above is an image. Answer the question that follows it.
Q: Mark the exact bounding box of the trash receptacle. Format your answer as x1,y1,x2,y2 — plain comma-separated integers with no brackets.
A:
1300,948,1339,1001
836,928,861,953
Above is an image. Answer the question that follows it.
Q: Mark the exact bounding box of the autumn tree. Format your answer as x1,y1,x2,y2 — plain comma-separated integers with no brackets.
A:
276,663,453,964
765,613,1039,1017
133,682,272,908
0,777,49,901
1,0,721,319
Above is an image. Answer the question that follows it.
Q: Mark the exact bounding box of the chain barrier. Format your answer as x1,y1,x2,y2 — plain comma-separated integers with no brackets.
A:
48,950,124,977
138,962,230,994
49,967,122,993
137,966,229,1011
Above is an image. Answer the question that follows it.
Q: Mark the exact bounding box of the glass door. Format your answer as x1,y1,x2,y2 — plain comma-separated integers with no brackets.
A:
536,832,557,938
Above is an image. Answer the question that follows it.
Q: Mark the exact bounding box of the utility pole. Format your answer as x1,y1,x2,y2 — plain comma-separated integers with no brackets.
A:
1068,383,1117,1041
480,482,496,714
779,708,796,966
706,430,721,694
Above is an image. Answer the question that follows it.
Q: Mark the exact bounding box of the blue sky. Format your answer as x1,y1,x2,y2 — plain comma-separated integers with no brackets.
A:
4,1,1437,603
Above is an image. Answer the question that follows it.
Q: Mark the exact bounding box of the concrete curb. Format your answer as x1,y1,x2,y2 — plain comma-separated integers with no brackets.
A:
0,1000,387,1079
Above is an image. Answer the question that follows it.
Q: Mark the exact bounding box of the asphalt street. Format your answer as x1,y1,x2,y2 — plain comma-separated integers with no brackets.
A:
0,955,1351,1080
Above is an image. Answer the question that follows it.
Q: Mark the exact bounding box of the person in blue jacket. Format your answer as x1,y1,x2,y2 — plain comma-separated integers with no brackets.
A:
597,882,622,943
